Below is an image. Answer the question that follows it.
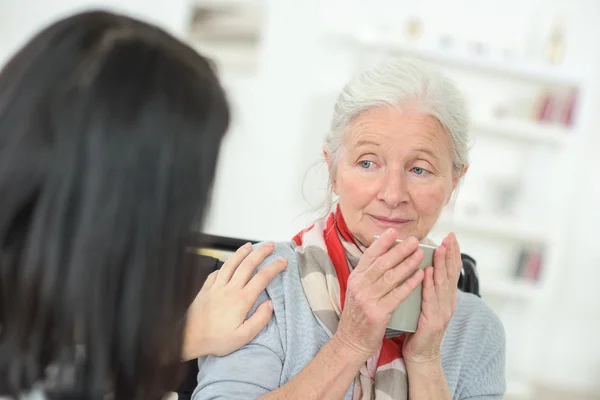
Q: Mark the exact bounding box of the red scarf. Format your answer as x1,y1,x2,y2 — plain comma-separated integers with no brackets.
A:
293,206,408,399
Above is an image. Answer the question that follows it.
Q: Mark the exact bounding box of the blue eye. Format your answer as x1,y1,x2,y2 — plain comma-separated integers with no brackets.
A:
412,167,425,175
360,160,374,169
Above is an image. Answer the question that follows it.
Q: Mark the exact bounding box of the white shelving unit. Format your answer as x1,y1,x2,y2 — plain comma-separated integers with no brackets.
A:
191,0,264,8
481,277,539,302
472,117,571,147
332,33,584,87
505,378,536,400
436,214,548,245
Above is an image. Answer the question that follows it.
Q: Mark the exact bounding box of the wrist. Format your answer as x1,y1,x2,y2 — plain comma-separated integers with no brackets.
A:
405,357,444,380
329,333,371,367
403,341,443,368
405,357,450,400
181,344,205,361
181,326,210,361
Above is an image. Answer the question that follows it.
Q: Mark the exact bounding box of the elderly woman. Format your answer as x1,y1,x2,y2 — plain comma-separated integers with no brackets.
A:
193,57,506,399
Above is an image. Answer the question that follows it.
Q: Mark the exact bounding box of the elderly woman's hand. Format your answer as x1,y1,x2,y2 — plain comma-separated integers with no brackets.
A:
402,233,461,365
181,242,287,360
334,229,426,361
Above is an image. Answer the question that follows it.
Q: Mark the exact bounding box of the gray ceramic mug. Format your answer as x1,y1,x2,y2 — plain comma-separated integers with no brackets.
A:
374,236,436,336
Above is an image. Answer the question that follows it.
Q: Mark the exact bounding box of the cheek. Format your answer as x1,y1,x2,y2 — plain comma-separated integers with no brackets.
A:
336,168,378,209
411,183,450,215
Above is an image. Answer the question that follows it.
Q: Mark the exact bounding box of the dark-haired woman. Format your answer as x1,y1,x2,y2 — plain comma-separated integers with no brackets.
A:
0,9,285,400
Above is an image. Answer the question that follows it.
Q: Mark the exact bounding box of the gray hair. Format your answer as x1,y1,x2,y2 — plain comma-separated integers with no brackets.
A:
324,57,471,179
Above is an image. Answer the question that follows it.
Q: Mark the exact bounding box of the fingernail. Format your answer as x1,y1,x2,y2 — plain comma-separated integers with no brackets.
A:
243,242,252,249
267,300,274,310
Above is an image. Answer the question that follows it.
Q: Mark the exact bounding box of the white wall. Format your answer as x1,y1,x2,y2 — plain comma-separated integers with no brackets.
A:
202,0,326,241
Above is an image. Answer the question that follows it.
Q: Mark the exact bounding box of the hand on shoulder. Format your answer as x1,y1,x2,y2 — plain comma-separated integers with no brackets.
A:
181,242,287,360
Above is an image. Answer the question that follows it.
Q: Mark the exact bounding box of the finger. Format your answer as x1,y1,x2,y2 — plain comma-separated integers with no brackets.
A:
230,242,277,288
363,236,420,284
354,229,398,272
435,243,452,310
421,266,437,306
243,257,288,298
215,242,254,285
370,247,424,298
433,242,448,289
378,268,424,312
420,267,443,326
448,237,460,312
235,300,274,348
444,236,456,285
449,284,458,314
199,270,218,294
450,234,462,284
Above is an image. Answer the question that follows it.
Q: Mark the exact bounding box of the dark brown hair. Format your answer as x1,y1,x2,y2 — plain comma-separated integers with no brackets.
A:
0,9,229,399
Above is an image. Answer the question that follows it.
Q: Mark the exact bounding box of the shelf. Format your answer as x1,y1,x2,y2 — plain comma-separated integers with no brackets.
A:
481,277,539,301
339,34,583,87
436,215,547,245
192,0,264,8
473,118,571,146
505,378,535,400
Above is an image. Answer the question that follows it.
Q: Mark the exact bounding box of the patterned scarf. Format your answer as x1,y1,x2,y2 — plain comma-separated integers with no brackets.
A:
292,206,409,400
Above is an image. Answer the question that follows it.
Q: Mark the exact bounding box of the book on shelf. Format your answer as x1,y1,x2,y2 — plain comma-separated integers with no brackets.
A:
531,89,578,128
514,247,544,282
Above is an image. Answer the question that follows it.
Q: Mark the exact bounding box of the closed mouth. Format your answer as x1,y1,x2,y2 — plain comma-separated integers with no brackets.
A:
370,215,413,225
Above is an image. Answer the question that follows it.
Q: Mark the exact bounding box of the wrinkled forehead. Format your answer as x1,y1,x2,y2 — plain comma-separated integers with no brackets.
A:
343,107,452,155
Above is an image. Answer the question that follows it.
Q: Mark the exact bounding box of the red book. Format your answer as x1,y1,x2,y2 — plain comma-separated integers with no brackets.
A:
536,93,556,122
561,91,577,127
524,251,543,282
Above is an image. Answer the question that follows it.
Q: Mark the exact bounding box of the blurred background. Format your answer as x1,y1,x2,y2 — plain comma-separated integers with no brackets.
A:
1,0,599,399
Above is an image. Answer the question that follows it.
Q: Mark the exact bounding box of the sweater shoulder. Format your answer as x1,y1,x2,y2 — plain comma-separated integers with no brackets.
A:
453,291,506,345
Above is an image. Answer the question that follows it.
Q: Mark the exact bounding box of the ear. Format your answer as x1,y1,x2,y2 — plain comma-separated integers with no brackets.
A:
323,148,338,194
446,164,469,205
452,164,469,191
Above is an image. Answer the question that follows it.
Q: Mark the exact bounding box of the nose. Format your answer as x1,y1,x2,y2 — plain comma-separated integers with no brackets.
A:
377,168,410,208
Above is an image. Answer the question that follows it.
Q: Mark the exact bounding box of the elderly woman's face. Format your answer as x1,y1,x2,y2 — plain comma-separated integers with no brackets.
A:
329,107,462,246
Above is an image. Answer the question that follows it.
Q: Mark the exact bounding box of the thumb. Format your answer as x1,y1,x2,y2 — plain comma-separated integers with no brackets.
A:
236,300,274,345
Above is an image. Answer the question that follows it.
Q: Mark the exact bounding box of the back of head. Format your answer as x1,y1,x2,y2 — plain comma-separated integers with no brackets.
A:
0,10,229,399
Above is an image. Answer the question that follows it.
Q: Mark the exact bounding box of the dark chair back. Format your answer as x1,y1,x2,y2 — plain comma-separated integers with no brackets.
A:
459,253,480,297
190,233,482,297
